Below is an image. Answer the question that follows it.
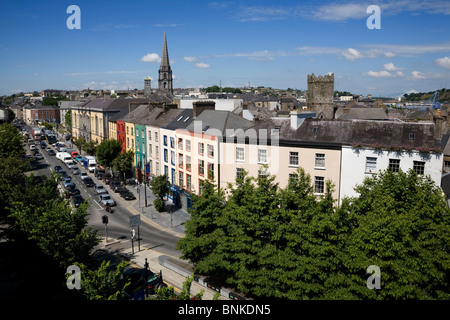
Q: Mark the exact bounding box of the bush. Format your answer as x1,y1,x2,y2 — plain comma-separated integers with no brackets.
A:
153,198,166,212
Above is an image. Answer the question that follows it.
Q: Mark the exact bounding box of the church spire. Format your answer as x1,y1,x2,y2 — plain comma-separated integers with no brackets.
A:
161,31,170,68
158,32,173,93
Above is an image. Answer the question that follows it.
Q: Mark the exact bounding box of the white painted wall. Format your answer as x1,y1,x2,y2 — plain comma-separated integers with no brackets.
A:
340,146,443,204
178,99,243,112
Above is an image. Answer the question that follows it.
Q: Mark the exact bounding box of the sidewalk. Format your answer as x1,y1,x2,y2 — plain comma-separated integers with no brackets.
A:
126,182,190,238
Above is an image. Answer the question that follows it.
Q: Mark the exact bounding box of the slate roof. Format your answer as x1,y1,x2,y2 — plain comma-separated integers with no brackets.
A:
120,104,152,124
243,118,439,148
164,109,194,130
79,95,171,112
184,110,254,137
337,108,388,120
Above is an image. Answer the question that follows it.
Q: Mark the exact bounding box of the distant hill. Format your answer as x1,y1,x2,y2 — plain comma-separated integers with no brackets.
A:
403,88,449,103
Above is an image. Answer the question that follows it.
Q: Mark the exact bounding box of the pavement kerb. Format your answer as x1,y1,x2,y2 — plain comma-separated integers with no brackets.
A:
126,203,185,238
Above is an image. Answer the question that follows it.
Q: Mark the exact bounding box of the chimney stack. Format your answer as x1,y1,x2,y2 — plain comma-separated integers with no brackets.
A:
193,100,215,118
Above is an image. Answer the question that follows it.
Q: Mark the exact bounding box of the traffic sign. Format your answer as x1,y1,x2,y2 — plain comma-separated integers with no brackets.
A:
129,214,141,228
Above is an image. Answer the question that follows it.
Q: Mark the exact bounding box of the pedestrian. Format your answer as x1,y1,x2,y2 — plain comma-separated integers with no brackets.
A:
135,178,138,187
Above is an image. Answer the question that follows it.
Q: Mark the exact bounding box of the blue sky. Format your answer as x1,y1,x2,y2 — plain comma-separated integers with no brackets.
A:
1,0,450,97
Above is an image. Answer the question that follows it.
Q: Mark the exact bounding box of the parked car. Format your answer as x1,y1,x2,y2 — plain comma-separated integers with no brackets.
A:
54,165,62,172
80,172,89,180
66,185,81,196
71,165,80,175
83,177,95,187
119,188,136,200
34,153,43,160
98,193,116,207
64,182,76,190
109,180,122,193
58,171,68,180
123,266,166,299
47,149,56,156
103,173,112,184
72,194,85,208
94,184,108,194
29,144,37,150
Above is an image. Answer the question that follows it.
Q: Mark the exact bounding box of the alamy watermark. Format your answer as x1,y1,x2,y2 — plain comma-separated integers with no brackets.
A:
66,265,81,290
66,5,81,30
366,265,381,290
367,5,381,30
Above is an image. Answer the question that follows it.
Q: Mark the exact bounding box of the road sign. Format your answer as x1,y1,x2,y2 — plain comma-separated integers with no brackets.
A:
129,214,141,228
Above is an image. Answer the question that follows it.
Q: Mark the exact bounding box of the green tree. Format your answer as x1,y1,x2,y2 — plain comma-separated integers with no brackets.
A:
42,97,58,106
112,150,134,180
336,169,450,299
83,140,97,156
176,181,226,273
0,123,24,157
73,136,86,153
149,174,170,212
95,139,122,168
65,110,72,128
152,275,207,300
10,192,99,268
71,260,130,300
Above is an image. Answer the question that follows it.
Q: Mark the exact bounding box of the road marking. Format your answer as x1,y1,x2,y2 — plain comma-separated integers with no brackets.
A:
93,199,102,209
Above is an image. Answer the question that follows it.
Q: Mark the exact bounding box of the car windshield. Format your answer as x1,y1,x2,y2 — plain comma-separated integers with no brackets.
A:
97,186,104,189
102,195,111,200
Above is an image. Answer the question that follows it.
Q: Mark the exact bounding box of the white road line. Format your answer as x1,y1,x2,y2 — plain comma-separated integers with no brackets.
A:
93,199,103,209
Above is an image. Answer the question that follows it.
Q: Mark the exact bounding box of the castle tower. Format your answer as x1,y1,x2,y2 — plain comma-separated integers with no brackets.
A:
307,73,334,119
158,32,173,93
144,77,151,97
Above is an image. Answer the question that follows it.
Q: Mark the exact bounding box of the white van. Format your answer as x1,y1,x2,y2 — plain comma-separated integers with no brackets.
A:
56,152,72,163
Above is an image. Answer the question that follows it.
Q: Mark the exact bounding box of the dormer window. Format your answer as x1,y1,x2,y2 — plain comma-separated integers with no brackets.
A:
312,127,318,133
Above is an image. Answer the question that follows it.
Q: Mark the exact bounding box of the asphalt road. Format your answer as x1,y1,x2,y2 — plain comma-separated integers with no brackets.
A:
24,127,182,259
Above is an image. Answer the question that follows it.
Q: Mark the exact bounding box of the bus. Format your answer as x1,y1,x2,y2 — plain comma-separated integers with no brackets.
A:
31,127,42,141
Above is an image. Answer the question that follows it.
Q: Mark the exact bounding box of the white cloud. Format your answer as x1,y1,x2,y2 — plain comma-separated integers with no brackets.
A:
140,53,161,63
366,70,393,78
384,63,400,71
342,48,363,61
184,56,196,62
411,71,426,79
195,62,210,68
310,3,367,21
436,56,450,69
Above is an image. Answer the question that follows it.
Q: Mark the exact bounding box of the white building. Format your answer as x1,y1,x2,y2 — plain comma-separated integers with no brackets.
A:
340,146,443,204
177,98,243,112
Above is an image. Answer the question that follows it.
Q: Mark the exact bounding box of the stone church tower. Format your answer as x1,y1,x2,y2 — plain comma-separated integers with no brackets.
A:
307,73,334,119
158,32,173,93
143,77,151,97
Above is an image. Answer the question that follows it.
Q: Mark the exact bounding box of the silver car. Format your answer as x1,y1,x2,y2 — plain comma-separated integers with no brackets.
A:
94,184,108,194
99,193,116,206
80,172,89,180
71,165,80,175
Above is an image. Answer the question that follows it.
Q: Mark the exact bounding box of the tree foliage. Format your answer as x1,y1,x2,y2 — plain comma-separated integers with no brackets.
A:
95,139,122,168
73,136,85,153
149,174,170,200
177,167,450,299
9,180,99,268
112,150,134,180
72,260,130,300
150,174,170,212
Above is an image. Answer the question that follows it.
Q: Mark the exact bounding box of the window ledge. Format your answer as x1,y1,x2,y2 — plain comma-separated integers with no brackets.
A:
314,167,326,170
